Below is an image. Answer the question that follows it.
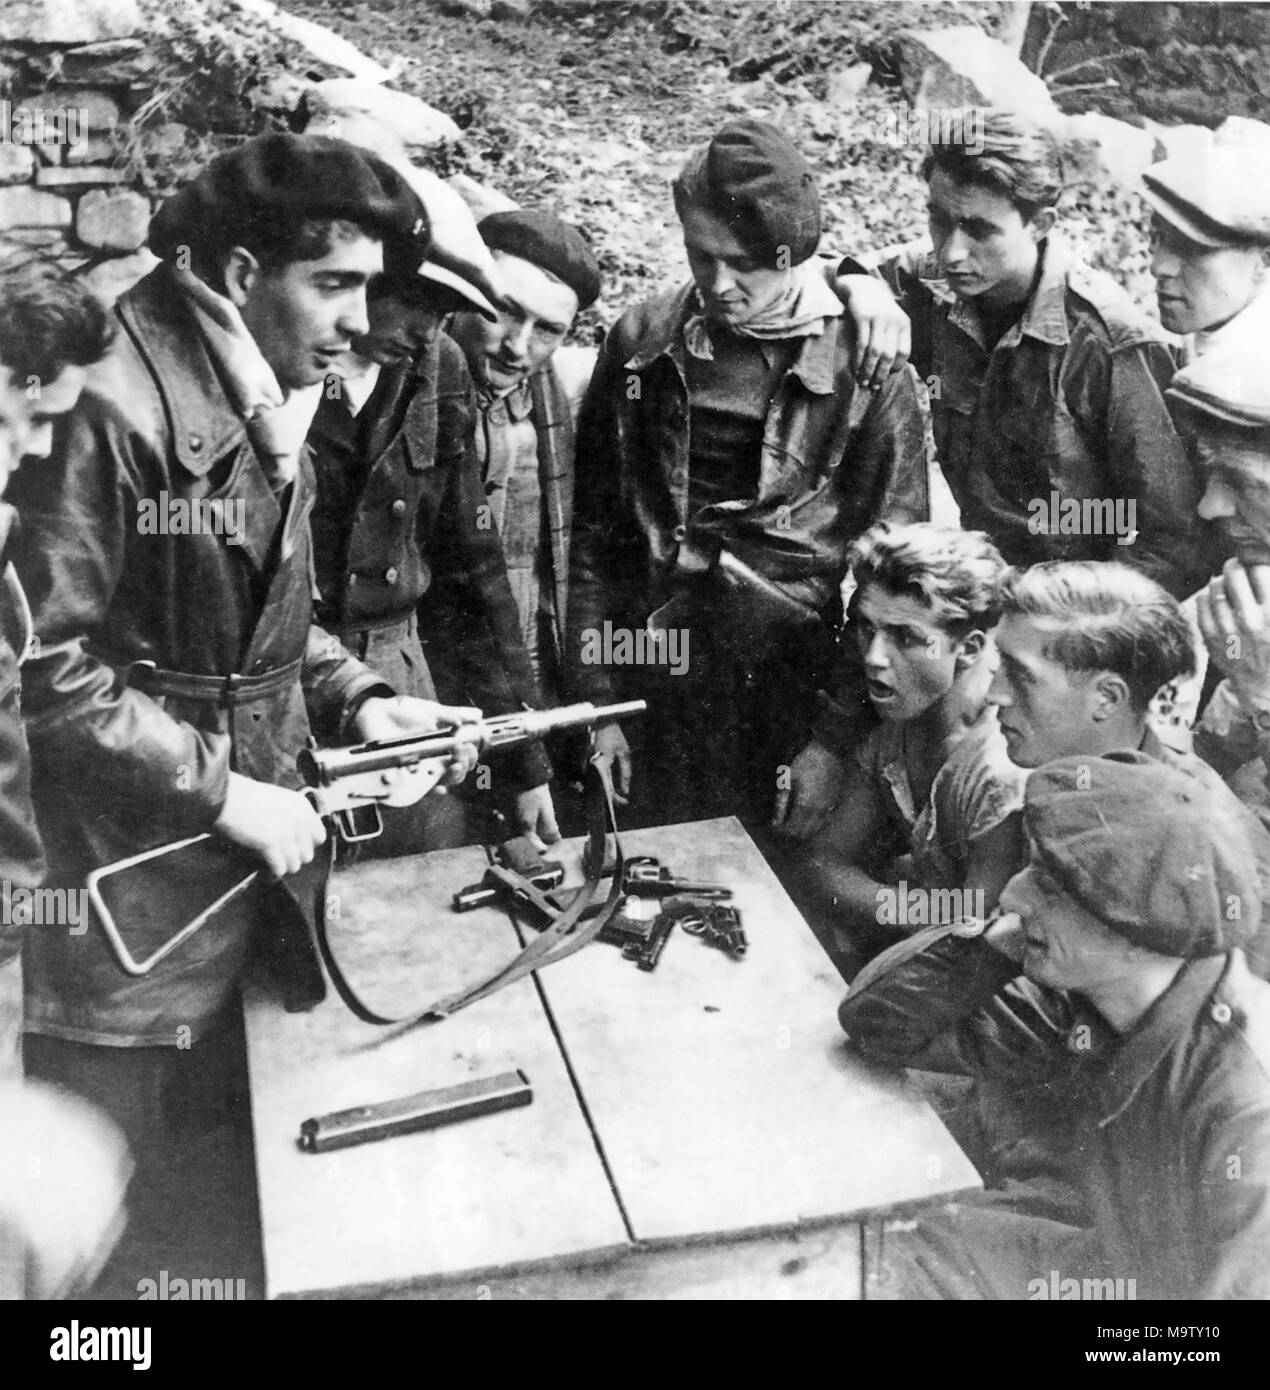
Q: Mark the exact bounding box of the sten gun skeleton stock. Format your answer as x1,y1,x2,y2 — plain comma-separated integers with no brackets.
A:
87,700,646,978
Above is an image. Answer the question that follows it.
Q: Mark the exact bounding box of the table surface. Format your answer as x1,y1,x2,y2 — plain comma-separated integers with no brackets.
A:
243,817,979,1299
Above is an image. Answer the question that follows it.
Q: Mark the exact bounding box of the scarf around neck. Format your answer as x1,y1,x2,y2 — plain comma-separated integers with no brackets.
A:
171,266,321,484
683,257,843,361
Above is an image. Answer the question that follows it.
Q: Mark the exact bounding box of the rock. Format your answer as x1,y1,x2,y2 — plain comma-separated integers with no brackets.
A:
0,144,36,186
1140,119,1214,165
825,63,873,107
435,0,494,16
56,39,159,87
74,246,158,306
248,71,311,116
1114,3,1177,47
304,79,461,155
896,26,1063,132
1064,113,1156,189
0,0,141,44
75,188,149,252
64,134,121,167
0,186,72,229
36,165,130,187
446,172,518,222
49,89,122,135
1215,116,1270,160
490,0,532,18
230,0,394,83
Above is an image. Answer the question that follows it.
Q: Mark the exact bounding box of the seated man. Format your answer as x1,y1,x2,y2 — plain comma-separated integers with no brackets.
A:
841,753,1270,1300
990,557,1270,981
787,522,1024,974
567,118,930,829
310,200,557,852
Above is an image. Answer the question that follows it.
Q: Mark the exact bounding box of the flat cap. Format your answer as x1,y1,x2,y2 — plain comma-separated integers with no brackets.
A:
1142,145,1270,248
1166,288,1270,429
478,209,601,311
1024,751,1262,959
149,133,429,270
674,118,821,267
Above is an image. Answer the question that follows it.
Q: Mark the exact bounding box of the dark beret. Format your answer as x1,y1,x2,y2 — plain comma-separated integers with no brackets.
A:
149,133,429,272
477,209,600,310
1024,751,1262,959
675,118,821,266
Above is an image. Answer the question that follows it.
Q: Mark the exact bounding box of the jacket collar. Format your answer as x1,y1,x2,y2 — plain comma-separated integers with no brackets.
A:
117,263,249,479
923,236,1073,351
623,282,840,395
1093,953,1229,1126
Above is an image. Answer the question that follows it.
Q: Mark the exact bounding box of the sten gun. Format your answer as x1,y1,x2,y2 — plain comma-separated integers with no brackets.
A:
87,700,646,977
298,701,646,843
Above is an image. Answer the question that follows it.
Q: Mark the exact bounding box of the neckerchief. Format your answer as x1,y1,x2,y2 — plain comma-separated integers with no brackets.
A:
683,258,843,361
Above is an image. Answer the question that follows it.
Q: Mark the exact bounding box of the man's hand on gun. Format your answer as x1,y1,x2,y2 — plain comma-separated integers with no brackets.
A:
352,696,483,787
212,698,483,879
591,722,633,807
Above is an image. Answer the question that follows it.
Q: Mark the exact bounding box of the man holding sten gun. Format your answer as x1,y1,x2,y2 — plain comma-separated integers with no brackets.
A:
6,135,484,1288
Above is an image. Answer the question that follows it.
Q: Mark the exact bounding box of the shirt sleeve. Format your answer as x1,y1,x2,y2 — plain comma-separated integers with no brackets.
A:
935,724,1028,848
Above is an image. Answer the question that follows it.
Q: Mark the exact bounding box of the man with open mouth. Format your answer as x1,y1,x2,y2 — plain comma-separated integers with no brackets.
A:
784,521,1025,975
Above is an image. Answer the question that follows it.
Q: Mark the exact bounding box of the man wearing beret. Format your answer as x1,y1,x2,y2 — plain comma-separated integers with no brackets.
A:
841,752,1270,1300
6,134,480,1280
447,210,601,733
566,118,930,829
309,181,560,853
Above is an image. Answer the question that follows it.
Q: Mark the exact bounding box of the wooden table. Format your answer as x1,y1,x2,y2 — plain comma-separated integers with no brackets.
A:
243,817,980,1299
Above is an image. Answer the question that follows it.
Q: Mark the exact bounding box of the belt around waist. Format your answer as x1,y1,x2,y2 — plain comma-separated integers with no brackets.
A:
332,611,415,642
124,655,304,707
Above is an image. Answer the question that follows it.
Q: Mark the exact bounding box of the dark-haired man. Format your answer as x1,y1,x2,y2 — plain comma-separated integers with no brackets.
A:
7,137,481,1274
566,119,929,828
310,184,558,852
0,263,115,1074
843,113,1204,596
448,211,601,727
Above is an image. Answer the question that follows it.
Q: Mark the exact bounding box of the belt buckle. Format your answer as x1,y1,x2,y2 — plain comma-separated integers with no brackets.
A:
223,671,244,709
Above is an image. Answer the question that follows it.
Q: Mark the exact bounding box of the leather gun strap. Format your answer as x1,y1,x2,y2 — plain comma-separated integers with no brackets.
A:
310,753,623,1027
421,753,625,1017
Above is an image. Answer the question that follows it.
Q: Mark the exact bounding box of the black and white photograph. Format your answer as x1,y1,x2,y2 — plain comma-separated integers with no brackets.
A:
0,0,1266,1338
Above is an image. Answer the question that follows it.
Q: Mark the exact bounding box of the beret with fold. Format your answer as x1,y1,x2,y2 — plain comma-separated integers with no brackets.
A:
1142,145,1270,248
1024,751,1262,959
674,118,821,266
477,209,601,310
149,133,429,270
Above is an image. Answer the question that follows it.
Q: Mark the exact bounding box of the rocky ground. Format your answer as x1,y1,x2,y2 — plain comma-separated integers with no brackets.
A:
273,0,1159,343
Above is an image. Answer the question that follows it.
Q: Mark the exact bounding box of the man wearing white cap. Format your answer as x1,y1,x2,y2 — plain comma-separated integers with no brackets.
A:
309,187,561,852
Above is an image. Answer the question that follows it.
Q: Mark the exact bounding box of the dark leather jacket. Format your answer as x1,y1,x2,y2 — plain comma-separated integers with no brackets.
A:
867,236,1209,598
565,283,930,703
308,337,550,791
841,941,1270,1299
9,264,385,1045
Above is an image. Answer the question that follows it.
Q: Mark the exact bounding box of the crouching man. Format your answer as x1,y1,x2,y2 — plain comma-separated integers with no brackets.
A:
786,522,1026,975
841,753,1270,1300
7,135,479,1282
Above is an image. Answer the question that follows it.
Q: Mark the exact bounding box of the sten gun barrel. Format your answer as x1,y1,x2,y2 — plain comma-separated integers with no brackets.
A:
87,699,646,977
